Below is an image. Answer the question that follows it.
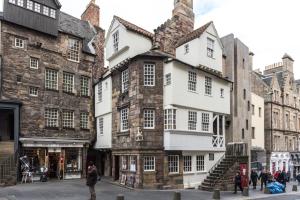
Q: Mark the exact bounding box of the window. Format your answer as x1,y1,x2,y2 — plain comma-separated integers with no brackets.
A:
63,111,74,128
184,44,189,54
246,119,249,130
242,129,245,139
30,57,39,69
98,82,102,102
15,38,24,48
98,117,104,135
165,73,171,85
247,101,250,111
17,0,23,7
144,109,155,129
196,155,205,172
27,0,33,10
144,156,155,171
43,6,49,16
144,64,155,86
45,108,58,128
202,113,210,132
29,87,38,97
205,77,212,95
220,88,224,98
183,156,192,172
188,71,197,92
259,107,262,117
168,155,179,173
188,111,197,131
80,113,89,129
286,113,290,129
9,0,15,4
68,39,80,62
45,69,58,90
113,31,119,52
63,72,74,93
252,105,255,115
121,69,129,93
50,9,56,18
286,94,289,105
80,76,89,96
243,89,246,100
129,156,137,172
209,153,214,161
207,38,214,58
121,156,128,170
34,3,40,12
164,109,176,130
252,127,255,139
16,75,22,83
120,108,129,132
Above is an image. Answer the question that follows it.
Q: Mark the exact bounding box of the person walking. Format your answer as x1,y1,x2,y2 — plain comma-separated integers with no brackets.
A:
278,170,287,191
259,169,268,191
233,172,243,194
251,170,258,189
86,161,98,200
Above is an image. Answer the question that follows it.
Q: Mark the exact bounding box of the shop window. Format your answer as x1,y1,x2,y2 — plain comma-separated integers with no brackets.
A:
65,148,82,177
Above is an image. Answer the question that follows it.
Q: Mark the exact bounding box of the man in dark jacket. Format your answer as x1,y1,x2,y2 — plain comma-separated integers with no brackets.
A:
87,161,98,200
251,170,258,189
259,169,268,191
233,172,243,194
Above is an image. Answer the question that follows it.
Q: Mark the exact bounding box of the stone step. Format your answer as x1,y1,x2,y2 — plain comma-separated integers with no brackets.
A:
199,185,214,191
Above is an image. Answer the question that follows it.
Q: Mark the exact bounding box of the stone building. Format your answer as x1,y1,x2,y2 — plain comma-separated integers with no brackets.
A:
252,54,300,178
0,0,104,184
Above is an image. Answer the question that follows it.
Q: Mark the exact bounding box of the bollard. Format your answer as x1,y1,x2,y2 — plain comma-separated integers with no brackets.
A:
292,185,298,192
242,187,249,196
173,191,181,200
116,194,124,200
212,189,220,200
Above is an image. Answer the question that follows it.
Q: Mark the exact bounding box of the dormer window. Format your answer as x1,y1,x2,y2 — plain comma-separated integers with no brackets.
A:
68,39,80,62
17,0,23,7
207,38,215,58
43,6,49,16
184,44,189,54
27,0,33,10
9,0,15,4
34,3,41,13
113,31,119,53
50,9,56,19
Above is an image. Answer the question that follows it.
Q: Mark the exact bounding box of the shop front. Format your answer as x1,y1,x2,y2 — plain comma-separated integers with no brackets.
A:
270,152,290,174
19,138,89,180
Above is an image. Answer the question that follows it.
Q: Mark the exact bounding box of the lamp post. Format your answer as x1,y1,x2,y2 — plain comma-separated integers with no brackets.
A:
267,91,274,171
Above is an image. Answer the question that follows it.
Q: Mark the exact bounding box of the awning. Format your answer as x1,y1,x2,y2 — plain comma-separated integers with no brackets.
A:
19,138,90,148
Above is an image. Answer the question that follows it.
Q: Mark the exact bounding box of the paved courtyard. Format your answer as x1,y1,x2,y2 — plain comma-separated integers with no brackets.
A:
1,179,300,200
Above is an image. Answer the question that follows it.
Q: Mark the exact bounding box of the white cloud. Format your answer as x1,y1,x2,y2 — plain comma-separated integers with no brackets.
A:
60,0,300,78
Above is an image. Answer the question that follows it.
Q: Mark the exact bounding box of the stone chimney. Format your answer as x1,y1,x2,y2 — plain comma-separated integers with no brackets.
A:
282,53,294,74
81,0,100,27
172,0,195,29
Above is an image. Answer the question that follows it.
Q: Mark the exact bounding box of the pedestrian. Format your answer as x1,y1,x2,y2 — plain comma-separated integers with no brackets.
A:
233,172,243,194
86,161,98,200
278,170,287,191
274,170,280,181
259,169,268,191
287,171,291,182
251,170,258,189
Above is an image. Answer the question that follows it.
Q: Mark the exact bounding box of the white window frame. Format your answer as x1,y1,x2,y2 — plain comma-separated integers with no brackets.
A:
188,111,197,131
188,71,197,92
207,38,214,58
34,2,40,13
121,69,129,93
184,44,189,54
121,156,128,170
63,72,74,93
205,77,212,96
168,155,179,174
98,82,102,103
196,155,205,172
68,38,80,62
30,57,39,69
15,38,24,48
17,0,23,7
80,76,90,96
144,64,155,86
220,88,224,98
9,0,16,4
43,6,49,16
98,117,104,135
165,73,171,86
120,108,129,132
202,113,210,132
45,69,58,90
144,109,155,129
183,155,192,173
27,0,33,10
113,31,119,52
144,156,155,172
50,9,56,18
80,113,89,129
45,108,58,128
29,87,38,97
62,111,74,129
164,109,176,130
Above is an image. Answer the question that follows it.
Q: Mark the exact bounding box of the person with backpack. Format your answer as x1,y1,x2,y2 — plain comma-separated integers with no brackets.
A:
86,161,98,200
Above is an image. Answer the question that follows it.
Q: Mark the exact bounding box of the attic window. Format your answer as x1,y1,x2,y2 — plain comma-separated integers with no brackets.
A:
27,0,33,10
184,44,189,54
17,0,23,7
68,38,80,62
207,38,215,58
34,2,41,13
113,31,119,53
50,9,56,19
43,6,49,16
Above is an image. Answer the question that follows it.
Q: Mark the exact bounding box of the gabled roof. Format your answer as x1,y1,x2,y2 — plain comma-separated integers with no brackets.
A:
176,21,213,47
262,71,284,88
113,16,154,40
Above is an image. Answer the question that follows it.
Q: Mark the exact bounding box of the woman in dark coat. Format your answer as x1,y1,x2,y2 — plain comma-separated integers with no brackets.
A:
87,161,98,200
250,170,258,189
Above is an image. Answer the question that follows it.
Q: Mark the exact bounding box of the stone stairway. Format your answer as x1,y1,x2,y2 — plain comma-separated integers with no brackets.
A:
0,142,17,186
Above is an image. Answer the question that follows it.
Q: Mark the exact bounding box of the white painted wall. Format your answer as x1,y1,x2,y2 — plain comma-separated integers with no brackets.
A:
164,61,231,115
106,20,152,68
94,76,112,149
183,151,224,188
176,24,223,72
251,93,265,149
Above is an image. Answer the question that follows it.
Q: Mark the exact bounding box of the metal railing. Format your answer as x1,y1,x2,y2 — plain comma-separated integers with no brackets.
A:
0,153,16,184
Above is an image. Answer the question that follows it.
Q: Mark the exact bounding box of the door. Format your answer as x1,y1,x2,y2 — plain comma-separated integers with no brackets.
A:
114,156,120,181
48,153,60,179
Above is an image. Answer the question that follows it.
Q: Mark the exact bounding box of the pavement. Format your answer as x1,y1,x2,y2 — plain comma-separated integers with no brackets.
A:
0,179,300,200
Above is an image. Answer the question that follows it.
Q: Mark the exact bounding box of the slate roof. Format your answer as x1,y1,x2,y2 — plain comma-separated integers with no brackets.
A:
114,16,154,40
262,71,284,87
58,12,104,55
176,21,213,47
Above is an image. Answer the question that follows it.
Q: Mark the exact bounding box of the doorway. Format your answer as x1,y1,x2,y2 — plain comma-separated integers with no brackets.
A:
114,156,120,181
48,153,60,179
0,109,14,141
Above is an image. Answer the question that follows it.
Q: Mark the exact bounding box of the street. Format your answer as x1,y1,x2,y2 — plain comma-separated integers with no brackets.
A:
1,179,300,200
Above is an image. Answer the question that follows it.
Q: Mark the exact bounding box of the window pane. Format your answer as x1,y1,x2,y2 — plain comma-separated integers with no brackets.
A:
144,64,155,86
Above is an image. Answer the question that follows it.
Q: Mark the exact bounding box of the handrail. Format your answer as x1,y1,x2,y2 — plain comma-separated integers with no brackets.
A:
209,153,225,174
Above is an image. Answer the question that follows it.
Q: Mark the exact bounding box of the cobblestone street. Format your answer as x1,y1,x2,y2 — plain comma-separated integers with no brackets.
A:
1,179,300,200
